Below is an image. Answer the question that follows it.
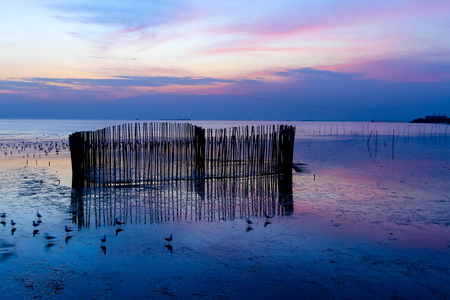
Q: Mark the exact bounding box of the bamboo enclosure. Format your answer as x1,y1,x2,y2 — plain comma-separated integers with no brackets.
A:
69,122,296,188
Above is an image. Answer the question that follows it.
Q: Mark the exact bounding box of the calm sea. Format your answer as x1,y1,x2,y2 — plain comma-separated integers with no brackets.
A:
0,118,447,139
0,118,449,299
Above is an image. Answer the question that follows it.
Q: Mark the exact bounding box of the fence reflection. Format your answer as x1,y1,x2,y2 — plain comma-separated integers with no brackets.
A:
71,175,293,227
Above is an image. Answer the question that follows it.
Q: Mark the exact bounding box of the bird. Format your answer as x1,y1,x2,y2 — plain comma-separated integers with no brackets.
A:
100,235,106,244
37,211,42,218
165,234,173,242
246,218,253,225
11,220,16,226
33,221,39,228
115,218,124,227
65,226,73,234
0,212,6,218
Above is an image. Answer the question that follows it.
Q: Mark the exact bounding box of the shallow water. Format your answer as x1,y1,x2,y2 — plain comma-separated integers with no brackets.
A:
0,119,449,299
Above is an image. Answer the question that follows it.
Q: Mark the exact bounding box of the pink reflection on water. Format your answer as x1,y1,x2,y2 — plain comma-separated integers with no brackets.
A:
292,153,450,250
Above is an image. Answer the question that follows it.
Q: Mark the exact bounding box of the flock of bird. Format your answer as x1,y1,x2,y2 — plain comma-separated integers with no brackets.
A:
1,140,69,157
1,211,174,254
2,211,274,254
245,213,273,231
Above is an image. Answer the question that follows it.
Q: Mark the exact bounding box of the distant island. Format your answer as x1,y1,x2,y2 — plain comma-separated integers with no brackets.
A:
411,114,449,124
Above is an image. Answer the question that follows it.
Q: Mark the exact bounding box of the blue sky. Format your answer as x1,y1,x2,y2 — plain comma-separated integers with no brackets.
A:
1,0,449,120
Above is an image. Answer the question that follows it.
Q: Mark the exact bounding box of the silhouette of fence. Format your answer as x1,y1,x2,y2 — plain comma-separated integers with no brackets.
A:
69,122,295,188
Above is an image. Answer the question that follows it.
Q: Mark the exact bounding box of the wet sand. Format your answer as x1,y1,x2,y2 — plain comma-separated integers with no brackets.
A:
0,133,449,299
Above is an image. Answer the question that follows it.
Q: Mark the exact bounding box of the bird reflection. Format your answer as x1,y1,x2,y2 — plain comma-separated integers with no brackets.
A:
115,228,124,236
264,221,271,227
65,235,73,244
100,245,107,255
45,243,55,249
0,221,5,227
11,228,16,235
100,235,106,245
165,244,173,253
246,226,253,232
45,233,56,249
45,233,56,240
0,251,15,262
33,229,40,237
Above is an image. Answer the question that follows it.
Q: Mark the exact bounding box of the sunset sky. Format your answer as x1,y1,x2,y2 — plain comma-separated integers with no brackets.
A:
1,0,449,120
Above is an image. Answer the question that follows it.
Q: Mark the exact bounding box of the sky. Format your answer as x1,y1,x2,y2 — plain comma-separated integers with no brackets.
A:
1,0,449,121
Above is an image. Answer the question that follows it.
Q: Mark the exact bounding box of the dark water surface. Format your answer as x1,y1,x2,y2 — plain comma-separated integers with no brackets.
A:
0,120,449,299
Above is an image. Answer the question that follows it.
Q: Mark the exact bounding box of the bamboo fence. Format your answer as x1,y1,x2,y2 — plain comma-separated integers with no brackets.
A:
69,122,295,188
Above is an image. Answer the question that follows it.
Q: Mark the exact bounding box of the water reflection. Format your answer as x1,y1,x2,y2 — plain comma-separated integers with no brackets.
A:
71,175,293,227
165,244,173,253
0,240,16,262
45,243,55,250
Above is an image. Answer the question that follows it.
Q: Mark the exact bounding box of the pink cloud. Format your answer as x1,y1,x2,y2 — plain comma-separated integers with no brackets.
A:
100,65,190,78
208,1,450,40
195,2,450,65
197,42,388,60
197,46,313,55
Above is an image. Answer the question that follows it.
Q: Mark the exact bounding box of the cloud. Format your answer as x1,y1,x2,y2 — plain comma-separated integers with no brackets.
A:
0,75,265,101
1,75,245,90
0,79,69,91
208,0,450,38
274,68,360,81
326,57,450,82
1,65,450,121
50,0,198,31
2,63,449,103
